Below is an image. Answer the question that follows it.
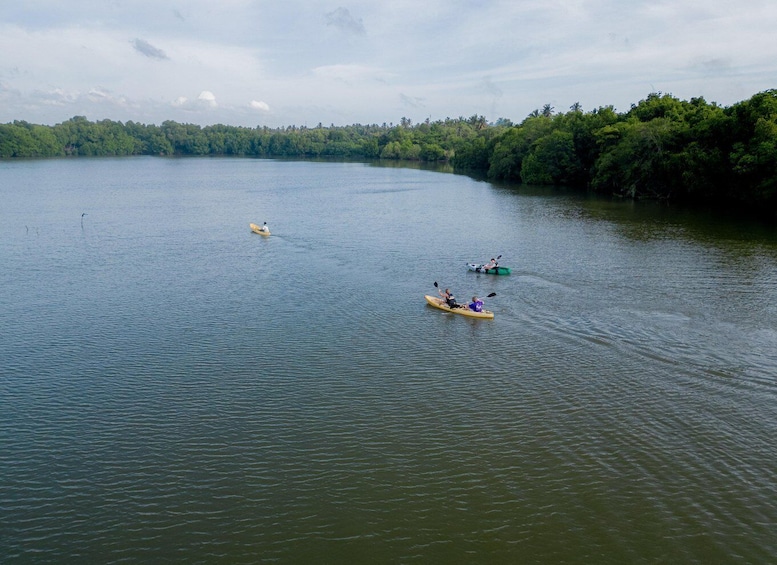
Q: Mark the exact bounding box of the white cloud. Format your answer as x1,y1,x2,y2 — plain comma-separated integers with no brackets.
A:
86,88,129,107
1,1,777,127
198,90,217,107
250,100,270,111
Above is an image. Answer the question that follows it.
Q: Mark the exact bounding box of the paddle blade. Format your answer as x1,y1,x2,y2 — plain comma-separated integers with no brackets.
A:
487,292,497,298
434,281,439,288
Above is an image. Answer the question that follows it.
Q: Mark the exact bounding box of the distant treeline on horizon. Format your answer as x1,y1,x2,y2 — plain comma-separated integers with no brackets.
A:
2,90,776,220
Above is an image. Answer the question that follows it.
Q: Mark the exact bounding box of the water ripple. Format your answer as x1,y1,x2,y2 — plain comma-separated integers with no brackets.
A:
2,159,776,563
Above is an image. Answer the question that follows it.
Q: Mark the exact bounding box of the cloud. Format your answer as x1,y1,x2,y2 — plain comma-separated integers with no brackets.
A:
87,87,128,106
40,88,76,107
689,57,732,75
481,77,503,99
198,90,217,107
132,38,168,60
399,93,425,109
312,64,388,84
325,7,366,35
3,1,777,128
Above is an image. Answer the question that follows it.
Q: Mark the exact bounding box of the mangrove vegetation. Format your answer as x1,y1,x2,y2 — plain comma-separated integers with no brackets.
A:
2,90,777,219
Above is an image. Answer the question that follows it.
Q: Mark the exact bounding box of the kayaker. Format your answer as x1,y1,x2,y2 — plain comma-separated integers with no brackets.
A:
468,296,484,312
439,288,458,309
260,222,269,233
484,257,498,273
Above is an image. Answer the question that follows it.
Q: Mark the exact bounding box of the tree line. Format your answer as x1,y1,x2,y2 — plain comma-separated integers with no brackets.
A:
2,89,776,219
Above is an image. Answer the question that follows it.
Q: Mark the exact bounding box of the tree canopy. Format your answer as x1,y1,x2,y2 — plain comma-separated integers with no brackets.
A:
3,90,777,220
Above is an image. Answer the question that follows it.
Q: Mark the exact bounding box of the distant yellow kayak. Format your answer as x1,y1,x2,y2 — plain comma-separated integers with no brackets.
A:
250,223,270,236
424,295,494,319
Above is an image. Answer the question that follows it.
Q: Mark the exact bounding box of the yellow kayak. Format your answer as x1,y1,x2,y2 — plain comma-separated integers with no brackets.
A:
424,295,494,319
250,223,271,236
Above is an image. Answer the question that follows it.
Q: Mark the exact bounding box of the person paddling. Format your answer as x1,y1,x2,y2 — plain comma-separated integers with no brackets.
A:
483,257,498,273
468,296,484,312
438,287,459,309
260,221,269,233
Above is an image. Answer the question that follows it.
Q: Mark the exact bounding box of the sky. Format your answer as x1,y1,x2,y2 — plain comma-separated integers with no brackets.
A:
1,1,776,129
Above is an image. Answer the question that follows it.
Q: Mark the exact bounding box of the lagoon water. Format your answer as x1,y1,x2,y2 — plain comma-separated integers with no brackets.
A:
1,157,776,563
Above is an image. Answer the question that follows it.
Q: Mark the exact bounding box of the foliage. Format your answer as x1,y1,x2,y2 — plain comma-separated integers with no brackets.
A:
0,121,63,157
3,90,777,219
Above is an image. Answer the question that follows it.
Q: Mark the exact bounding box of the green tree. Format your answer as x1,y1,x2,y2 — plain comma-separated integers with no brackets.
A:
521,130,581,185
727,90,777,211
487,117,554,180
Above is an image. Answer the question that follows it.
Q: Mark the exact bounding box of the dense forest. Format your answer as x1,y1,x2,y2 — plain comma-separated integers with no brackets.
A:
2,90,777,220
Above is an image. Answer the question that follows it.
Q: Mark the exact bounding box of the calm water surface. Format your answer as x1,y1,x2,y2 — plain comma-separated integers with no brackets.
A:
1,157,776,563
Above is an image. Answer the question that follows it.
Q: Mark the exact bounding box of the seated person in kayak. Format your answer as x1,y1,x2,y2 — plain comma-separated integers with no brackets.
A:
260,222,269,232
484,258,498,272
438,288,459,308
468,296,484,312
